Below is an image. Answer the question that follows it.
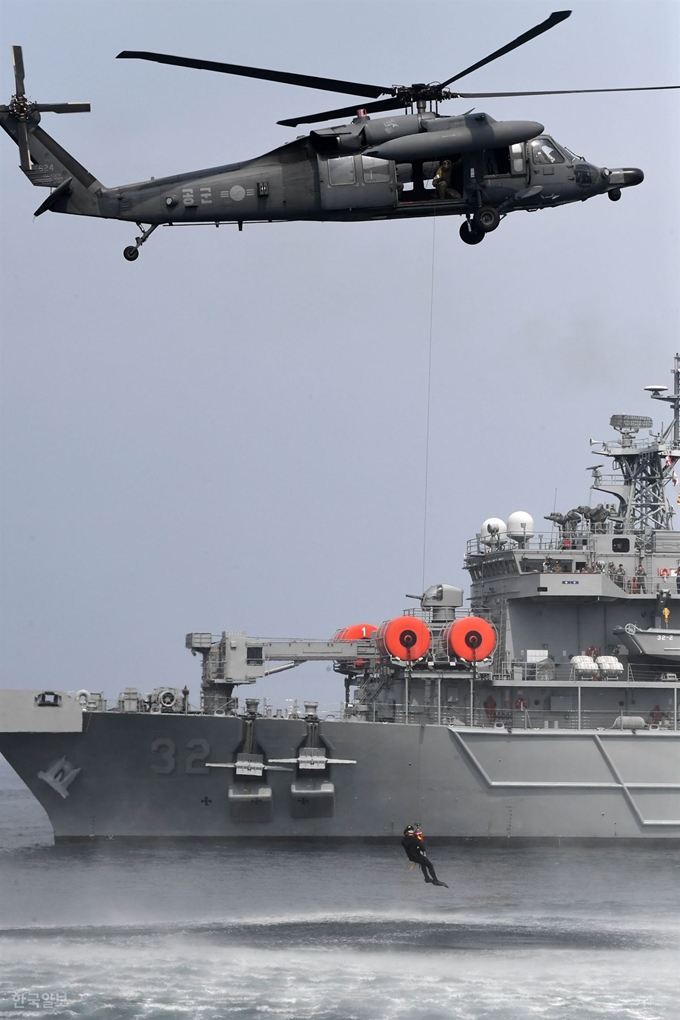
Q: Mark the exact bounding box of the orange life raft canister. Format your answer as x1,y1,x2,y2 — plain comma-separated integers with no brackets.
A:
376,617,431,661
443,617,496,661
333,623,377,667
337,624,377,641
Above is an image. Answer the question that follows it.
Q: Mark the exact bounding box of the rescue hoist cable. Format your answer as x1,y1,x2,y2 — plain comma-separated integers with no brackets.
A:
421,214,437,593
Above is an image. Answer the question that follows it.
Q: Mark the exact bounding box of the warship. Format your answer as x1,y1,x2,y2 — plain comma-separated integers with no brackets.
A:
1,359,680,843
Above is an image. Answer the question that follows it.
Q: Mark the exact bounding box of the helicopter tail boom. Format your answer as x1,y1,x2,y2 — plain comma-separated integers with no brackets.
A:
1,45,103,217
0,114,104,217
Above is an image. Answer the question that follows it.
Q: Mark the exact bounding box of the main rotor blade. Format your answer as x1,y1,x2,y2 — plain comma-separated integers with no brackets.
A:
12,45,25,97
34,102,91,113
452,85,680,98
117,50,389,99
278,96,406,127
441,10,572,88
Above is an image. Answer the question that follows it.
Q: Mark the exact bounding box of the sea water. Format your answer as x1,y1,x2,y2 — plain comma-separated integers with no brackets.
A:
0,758,678,1020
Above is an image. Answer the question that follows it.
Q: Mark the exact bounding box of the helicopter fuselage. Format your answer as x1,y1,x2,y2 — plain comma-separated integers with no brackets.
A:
1,107,644,255
101,112,643,224
3,10,672,257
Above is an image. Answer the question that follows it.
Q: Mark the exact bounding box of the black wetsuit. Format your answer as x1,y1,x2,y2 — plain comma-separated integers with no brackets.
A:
401,833,440,884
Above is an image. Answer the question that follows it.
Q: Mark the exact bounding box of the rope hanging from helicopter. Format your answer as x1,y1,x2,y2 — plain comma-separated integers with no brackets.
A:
421,207,438,593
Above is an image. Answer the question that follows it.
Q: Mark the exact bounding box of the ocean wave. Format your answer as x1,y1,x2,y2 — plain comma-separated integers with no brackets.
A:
0,941,677,1020
0,909,675,953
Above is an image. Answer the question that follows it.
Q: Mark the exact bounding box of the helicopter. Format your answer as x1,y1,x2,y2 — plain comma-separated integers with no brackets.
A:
1,10,677,260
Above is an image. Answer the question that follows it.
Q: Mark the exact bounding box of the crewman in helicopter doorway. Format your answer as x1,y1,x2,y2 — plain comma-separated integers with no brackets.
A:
432,157,462,200
401,824,448,887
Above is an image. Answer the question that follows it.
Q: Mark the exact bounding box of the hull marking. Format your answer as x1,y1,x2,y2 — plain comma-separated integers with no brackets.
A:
37,756,81,798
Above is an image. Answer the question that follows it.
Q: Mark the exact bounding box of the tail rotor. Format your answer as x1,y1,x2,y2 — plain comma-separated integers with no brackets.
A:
0,45,90,171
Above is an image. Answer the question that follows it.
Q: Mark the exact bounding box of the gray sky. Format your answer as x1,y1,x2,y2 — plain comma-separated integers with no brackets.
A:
1,0,678,711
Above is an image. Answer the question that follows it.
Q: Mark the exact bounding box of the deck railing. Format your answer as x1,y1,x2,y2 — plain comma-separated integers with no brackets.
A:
84,693,680,731
344,703,679,730
498,661,680,685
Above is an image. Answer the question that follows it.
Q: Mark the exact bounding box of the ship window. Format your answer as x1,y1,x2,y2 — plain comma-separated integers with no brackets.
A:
361,156,391,183
530,138,565,165
246,646,264,664
612,538,630,553
328,156,355,186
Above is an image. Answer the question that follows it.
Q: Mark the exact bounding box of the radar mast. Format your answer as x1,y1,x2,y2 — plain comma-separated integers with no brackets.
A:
590,354,680,532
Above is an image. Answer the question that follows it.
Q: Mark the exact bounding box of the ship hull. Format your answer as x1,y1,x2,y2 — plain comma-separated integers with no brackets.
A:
1,713,678,841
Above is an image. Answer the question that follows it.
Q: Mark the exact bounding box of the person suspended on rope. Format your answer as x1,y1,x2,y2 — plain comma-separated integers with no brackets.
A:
401,824,448,887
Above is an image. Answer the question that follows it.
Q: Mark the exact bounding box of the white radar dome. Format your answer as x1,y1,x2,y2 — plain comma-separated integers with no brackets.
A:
506,511,535,541
480,517,508,546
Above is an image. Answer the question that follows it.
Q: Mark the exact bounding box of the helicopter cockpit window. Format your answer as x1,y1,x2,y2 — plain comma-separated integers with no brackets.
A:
328,156,356,186
361,156,391,183
562,145,585,162
530,139,565,165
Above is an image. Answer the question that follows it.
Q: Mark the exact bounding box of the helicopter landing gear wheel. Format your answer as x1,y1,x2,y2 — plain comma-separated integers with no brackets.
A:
460,221,485,245
122,222,158,261
473,205,501,232
608,188,622,202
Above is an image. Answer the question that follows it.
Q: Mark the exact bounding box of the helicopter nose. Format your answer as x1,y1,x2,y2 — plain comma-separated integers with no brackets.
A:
622,167,644,187
603,167,644,189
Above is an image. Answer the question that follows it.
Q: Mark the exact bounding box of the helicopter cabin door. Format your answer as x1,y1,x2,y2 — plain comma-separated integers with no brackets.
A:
482,142,528,195
318,155,397,211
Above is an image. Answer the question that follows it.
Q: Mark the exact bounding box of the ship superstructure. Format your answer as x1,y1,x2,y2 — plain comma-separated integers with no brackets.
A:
463,356,680,696
1,359,679,841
